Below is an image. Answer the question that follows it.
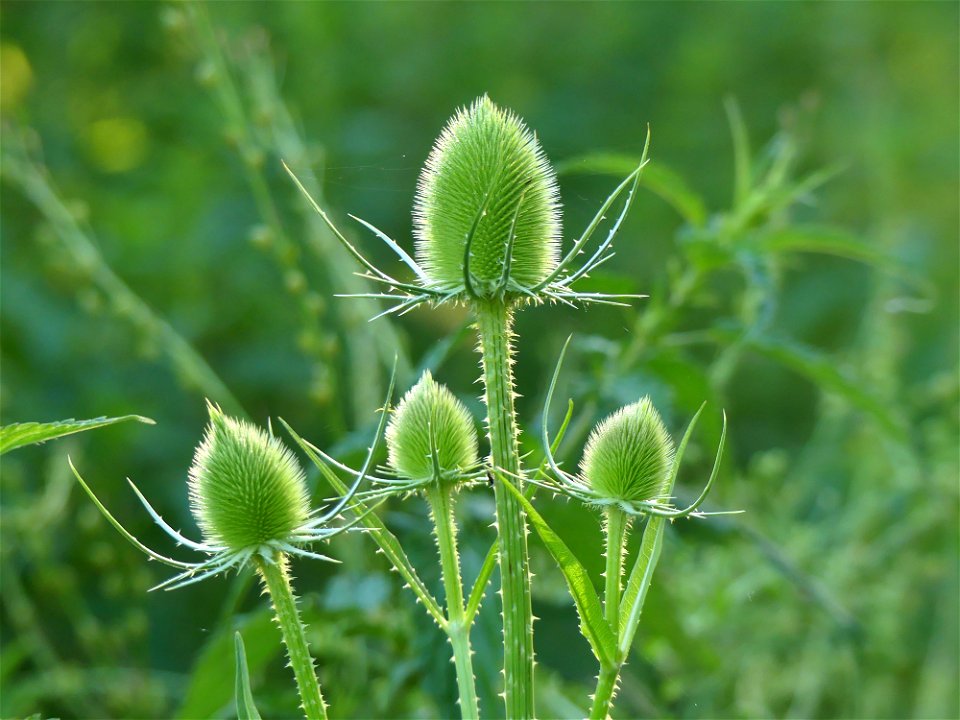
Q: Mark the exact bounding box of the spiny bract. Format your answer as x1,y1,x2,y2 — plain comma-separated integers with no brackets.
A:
188,403,310,551
413,94,562,294
581,398,676,504
386,371,479,482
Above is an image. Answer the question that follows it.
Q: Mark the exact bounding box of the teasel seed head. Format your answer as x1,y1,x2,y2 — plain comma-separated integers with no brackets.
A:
188,402,310,551
413,95,562,295
386,371,479,483
581,398,676,505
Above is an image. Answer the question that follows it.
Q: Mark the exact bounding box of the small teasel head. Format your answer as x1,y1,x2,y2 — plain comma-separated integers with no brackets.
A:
70,396,387,594
539,339,729,518
188,402,310,552
413,94,562,295
581,398,675,506
385,371,479,484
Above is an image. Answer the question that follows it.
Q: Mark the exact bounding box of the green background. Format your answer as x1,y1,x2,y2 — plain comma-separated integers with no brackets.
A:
2,2,957,718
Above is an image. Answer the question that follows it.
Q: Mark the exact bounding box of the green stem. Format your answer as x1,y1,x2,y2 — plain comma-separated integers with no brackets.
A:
475,298,534,719
604,507,629,634
255,553,327,720
426,484,480,719
589,664,620,720
592,506,629,719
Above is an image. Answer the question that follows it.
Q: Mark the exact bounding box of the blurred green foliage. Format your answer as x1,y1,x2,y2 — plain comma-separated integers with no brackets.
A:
1,2,956,719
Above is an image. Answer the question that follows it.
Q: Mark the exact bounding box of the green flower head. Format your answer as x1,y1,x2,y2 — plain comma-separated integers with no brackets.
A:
413,95,562,295
188,403,310,551
386,371,479,483
581,398,675,505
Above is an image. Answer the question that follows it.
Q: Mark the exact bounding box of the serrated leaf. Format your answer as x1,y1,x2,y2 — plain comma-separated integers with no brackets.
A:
556,153,707,227
234,632,262,720
499,475,617,667
0,415,154,455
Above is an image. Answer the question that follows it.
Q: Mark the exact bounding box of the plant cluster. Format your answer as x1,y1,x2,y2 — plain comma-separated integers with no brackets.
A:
56,95,734,719
3,5,956,719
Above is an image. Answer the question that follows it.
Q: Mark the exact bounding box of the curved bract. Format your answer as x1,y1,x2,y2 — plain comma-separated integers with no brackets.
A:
189,402,310,551
414,95,561,295
581,398,675,505
386,371,479,483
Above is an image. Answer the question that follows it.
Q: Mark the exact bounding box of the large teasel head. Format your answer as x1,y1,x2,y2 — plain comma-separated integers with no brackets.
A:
581,398,675,505
188,402,311,551
385,371,479,485
283,96,648,315
413,95,562,296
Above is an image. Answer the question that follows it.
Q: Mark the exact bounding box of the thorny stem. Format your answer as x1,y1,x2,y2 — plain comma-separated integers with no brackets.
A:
603,506,629,634
426,484,480,719
591,506,630,720
589,664,620,720
475,298,535,719
255,553,327,720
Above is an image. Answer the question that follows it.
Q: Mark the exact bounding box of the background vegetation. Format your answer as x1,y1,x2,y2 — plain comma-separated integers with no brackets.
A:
1,2,957,718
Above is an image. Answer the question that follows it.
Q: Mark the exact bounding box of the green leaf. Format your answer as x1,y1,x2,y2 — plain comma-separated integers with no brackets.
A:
724,96,752,209
556,153,707,227
0,415,154,455
499,475,617,667
727,330,906,439
177,608,279,720
618,515,666,661
234,632,262,720
749,225,928,291
464,538,499,625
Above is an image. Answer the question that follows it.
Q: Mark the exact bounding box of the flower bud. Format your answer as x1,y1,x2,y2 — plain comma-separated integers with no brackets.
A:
386,371,478,482
188,403,310,551
413,95,562,293
581,398,675,505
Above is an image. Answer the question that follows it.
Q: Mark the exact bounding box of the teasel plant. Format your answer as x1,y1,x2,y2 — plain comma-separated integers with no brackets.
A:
284,94,650,718
304,372,487,717
282,369,577,720
69,368,396,720
497,337,737,718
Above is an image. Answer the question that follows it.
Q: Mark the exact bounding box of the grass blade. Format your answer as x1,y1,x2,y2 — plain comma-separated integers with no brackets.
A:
234,632,262,720
724,96,752,208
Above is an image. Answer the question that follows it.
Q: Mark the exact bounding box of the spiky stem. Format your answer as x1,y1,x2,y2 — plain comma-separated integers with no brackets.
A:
475,298,534,719
255,553,327,720
426,484,480,719
604,506,629,633
590,506,629,719
589,664,620,720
